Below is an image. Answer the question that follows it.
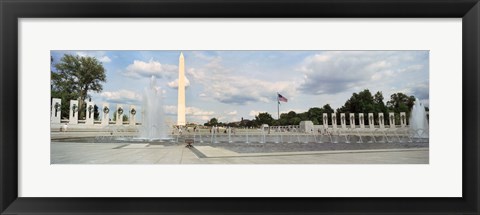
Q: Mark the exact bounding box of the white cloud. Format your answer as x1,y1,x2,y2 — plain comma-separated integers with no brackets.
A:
98,56,111,63
186,106,215,116
297,51,429,95
163,105,176,115
186,58,297,105
124,59,177,78
75,51,111,63
226,110,237,115
405,81,429,101
249,110,266,117
100,90,141,104
164,105,214,117
167,77,191,89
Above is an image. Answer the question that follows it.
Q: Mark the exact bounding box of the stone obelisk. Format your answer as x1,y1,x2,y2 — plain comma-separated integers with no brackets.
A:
177,52,186,126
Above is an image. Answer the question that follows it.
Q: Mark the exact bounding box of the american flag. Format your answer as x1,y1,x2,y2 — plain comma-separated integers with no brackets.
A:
278,93,288,102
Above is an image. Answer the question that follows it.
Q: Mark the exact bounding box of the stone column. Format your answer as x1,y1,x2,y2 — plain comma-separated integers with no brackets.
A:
349,113,355,128
116,104,124,125
331,113,337,129
51,98,61,124
340,113,346,128
102,103,109,126
85,101,95,125
68,100,79,125
129,105,136,125
400,112,406,127
378,113,385,129
389,112,395,128
359,113,365,128
368,113,374,129
322,113,328,128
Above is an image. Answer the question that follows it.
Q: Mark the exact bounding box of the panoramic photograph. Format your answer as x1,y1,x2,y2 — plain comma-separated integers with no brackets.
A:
50,50,429,164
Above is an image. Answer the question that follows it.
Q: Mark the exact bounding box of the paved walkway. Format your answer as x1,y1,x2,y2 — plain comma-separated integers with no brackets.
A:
51,142,428,164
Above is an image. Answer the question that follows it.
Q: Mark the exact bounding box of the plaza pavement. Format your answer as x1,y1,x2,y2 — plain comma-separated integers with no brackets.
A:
51,142,429,164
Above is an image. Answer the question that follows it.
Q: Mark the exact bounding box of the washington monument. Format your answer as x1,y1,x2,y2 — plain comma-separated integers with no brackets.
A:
177,52,186,126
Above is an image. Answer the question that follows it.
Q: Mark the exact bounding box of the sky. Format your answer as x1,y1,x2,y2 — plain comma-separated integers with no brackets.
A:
50,50,429,124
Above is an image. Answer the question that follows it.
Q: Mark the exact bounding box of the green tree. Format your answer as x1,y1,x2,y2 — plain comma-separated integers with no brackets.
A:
387,93,415,110
322,104,335,125
373,91,387,124
255,112,274,126
52,54,106,119
322,104,334,114
277,113,290,126
307,107,322,124
387,93,415,124
204,118,219,126
245,120,255,128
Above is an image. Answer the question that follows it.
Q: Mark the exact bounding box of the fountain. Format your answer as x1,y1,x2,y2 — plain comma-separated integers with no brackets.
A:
409,98,429,138
137,76,170,141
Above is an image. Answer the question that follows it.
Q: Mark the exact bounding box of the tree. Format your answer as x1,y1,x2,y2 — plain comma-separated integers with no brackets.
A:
245,120,255,128
307,107,322,124
204,118,219,126
255,112,274,126
387,93,415,125
338,90,390,125
373,91,387,124
277,111,298,126
322,104,334,114
52,54,106,119
387,93,415,110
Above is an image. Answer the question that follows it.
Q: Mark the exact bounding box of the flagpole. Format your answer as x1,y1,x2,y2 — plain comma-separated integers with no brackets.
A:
277,92,280,120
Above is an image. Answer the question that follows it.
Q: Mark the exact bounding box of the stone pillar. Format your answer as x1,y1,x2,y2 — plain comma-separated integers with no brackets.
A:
300,121,314,133
129,105,136,125
378,113,385,129
102,103,109,126
349,113,355,128
68,100,79,125
85,102,95,125
389,112,395,128
368,113,374,129
116,104,124,125
340,113,346,128
331,113,337,129
51,98,61,124
322,113,328,128
359,113,365,128
400,112,406,127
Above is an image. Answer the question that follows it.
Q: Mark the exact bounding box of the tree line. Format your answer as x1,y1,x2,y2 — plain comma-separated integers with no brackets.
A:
205,89,427,127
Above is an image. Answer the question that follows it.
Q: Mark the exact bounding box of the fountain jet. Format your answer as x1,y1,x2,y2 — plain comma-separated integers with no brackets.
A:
409,98,429,138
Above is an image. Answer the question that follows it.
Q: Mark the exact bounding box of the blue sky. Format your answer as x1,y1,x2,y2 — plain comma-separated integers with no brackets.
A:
51,50,429,124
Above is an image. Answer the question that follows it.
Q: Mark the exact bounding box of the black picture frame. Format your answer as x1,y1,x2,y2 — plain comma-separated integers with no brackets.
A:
1,0,479,214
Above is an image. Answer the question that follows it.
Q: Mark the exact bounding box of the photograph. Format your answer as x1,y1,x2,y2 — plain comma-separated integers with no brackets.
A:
50,50,430,164
3,0,478,213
